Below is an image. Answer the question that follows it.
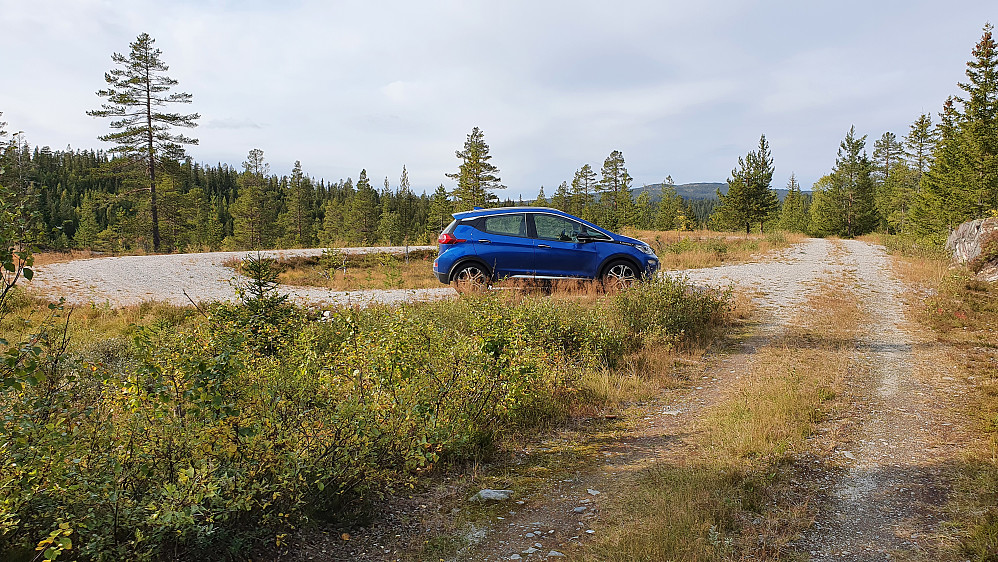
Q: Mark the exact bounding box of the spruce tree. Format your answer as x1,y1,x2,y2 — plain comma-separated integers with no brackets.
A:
655,179,683,230
445,127,503,210
956,23,998,215
715,134,777,233
88,33,199,252
778,173,810,233
532,186,547,207
277,161,315,247
349,169,380,244
551,181,570,211
230,149,277,249
872,132,907,231
810,127,877,237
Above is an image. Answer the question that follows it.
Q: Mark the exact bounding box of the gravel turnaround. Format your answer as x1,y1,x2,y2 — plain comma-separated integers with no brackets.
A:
27,246,454,308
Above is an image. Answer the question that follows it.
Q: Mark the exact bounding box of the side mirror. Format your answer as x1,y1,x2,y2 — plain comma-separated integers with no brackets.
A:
576,234,593,243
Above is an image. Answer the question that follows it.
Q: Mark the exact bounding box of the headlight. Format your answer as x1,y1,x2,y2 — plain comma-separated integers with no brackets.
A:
636,244,656,256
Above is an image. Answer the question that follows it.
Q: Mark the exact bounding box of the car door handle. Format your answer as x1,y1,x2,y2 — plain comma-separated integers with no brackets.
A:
478,239,491,244
537,244,551,248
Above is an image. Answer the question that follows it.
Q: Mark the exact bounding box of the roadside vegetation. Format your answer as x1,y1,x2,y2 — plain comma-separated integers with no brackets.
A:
886,238,998,558
1,239,731,561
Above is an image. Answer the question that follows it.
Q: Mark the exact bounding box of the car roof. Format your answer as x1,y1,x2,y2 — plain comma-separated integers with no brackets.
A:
452,206,574,220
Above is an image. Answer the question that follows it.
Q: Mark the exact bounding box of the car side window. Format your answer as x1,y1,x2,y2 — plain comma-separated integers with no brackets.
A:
534,214,581,242
483,214,526,237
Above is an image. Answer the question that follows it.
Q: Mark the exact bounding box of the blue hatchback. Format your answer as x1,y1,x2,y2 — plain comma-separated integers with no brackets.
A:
432,207,659,291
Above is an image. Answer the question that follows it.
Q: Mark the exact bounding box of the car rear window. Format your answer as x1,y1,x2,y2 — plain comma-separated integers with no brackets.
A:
483,214,526,237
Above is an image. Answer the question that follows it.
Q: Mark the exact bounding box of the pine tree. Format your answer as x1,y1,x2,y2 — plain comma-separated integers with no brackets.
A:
87,33,199,252
445,127,503,210
570,164,597,218
596,150,633,229
633,190,654,229
905,114,936,180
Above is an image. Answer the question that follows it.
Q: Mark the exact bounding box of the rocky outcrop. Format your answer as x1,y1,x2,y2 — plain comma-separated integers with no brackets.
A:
947,218,998,281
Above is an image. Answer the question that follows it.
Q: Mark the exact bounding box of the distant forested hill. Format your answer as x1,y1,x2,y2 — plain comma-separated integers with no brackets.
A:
632,182,793,202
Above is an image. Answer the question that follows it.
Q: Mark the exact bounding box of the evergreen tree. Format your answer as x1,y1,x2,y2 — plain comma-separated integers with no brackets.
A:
551,181,570,211
349,169,380,244
904,113,937,179
913,24,998,238
87,33,199,252
230,149,277,249
810,127,877,237
532,185,547,207
655,179,683,230
596,150,633,229
277,161,315,247
427,184,453,239
570,164,597,218
445,127,503,210
955,22,998,216
715,134,778,233
633,190,654,229
778,173,810,233
872,131,906,231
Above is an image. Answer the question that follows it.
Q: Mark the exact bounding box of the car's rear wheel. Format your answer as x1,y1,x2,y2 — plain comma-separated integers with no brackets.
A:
601,260,639,291
451,263,491,294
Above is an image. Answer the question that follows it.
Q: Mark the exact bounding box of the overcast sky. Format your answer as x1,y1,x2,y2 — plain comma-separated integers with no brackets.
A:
1,1,993,198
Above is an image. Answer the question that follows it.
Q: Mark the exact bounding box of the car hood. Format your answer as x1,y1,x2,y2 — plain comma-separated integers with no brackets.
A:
611,233,649,247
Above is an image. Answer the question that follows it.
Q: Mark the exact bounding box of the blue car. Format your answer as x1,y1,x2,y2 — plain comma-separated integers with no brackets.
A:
432,207,659,291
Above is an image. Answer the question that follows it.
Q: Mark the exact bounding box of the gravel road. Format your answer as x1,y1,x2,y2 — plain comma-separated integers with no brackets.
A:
27,246,454,308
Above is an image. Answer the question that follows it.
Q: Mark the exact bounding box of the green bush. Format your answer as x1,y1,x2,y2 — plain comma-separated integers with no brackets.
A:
0,277,729,560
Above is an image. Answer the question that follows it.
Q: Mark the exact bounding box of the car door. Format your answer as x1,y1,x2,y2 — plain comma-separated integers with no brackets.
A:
473,213,535,278
529,213,599,278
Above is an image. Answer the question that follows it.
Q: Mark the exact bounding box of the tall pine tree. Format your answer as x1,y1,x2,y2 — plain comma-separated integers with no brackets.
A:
446,127,503,210
88,33,199,252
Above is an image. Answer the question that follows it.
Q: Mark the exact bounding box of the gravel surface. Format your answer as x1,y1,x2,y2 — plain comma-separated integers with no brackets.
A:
26,246,453,307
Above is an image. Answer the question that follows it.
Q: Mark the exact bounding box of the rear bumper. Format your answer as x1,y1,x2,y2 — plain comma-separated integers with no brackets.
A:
432,260,449,284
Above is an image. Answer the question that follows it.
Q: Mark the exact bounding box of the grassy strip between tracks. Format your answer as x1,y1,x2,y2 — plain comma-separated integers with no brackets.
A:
580,277,858,561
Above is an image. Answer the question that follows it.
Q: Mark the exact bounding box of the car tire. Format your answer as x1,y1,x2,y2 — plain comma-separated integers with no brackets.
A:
601,259,640,291
451,262,491,294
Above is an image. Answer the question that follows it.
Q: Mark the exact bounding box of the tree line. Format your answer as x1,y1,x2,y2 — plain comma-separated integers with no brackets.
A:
714,23,998,240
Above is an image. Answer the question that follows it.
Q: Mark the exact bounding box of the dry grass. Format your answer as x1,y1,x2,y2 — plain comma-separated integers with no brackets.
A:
623,228,806,270
582,278,860,560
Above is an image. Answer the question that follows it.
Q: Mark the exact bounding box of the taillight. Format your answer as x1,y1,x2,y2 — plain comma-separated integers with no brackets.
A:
438,233,465,244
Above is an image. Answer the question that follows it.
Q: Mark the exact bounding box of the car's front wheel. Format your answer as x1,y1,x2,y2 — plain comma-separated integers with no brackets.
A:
451,263,491,294
601,260,639,291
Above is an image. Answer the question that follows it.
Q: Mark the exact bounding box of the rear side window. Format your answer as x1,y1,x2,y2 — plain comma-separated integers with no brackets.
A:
442,219,458,234
483,214,526,237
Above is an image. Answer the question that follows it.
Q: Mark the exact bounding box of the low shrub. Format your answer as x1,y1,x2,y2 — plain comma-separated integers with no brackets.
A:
0,277,729,560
